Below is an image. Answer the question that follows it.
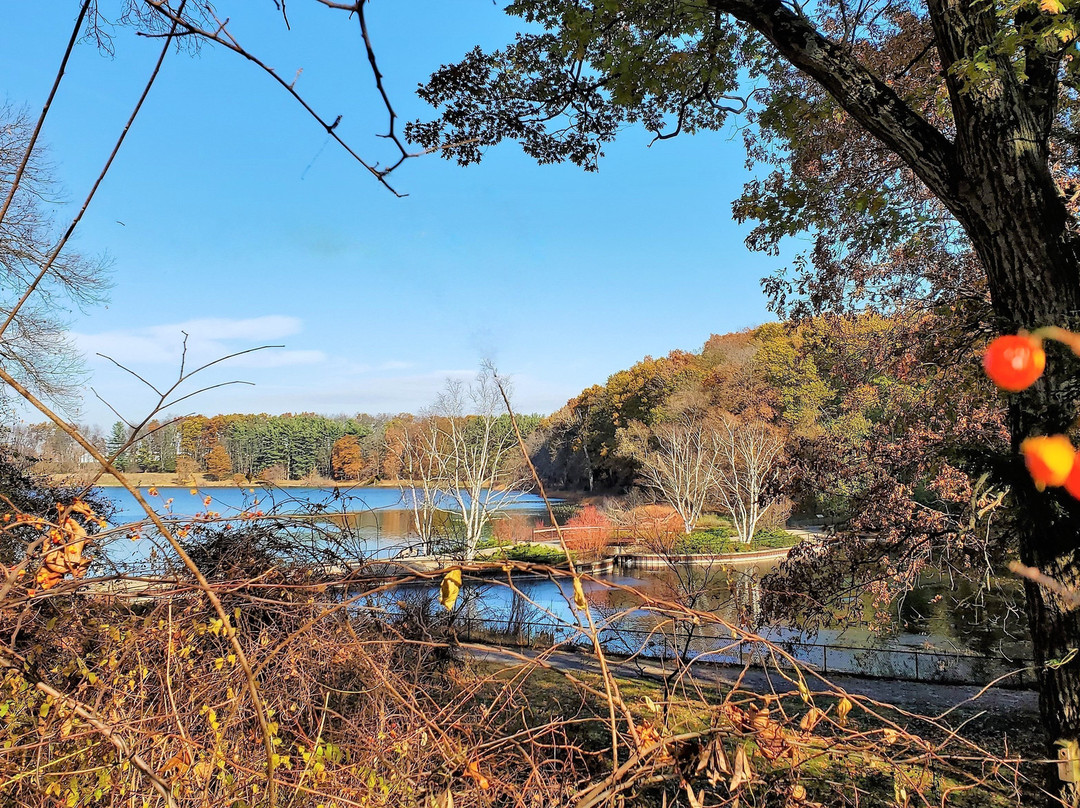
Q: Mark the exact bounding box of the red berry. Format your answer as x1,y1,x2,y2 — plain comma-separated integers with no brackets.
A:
984,335,1045,391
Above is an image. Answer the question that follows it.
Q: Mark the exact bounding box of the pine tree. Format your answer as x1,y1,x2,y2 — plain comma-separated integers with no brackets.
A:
106,421,130,473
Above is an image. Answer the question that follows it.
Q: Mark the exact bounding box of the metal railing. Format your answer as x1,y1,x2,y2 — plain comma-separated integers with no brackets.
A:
455,615,1034,689
530,525,636,544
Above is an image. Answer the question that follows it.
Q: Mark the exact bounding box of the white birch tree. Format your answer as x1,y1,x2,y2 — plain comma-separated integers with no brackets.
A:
713,416,784,544
432,369,526,561
395,417,445,555
620,412,725,535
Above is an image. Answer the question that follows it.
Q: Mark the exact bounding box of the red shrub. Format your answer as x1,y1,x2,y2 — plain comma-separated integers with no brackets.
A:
562,505,613,557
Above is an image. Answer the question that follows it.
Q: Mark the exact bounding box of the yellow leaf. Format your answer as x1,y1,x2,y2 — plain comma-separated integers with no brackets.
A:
894,777,909,807
1042,0,1066,13
572,576,587,610
796,677,811,703
440,568,462,611
836,696,853,725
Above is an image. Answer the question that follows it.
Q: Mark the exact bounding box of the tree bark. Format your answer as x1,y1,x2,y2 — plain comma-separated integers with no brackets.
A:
709,2,1080,800
941,126,1080,804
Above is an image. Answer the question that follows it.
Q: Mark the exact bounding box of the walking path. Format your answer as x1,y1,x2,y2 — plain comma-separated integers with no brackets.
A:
467,645,1038,717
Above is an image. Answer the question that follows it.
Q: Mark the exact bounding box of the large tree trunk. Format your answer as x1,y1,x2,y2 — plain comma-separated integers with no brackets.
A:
708,1,1080,796
957,141,1080,803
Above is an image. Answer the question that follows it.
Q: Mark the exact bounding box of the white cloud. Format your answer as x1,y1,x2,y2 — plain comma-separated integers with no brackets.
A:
73,316,321,369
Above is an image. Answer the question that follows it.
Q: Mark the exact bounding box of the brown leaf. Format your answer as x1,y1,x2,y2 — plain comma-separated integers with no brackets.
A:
729,745,754,792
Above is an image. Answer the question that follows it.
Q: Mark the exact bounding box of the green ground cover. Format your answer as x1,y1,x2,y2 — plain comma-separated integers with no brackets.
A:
671,524,800,554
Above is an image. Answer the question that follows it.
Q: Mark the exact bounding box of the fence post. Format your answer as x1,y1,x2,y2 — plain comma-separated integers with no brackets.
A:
822,645,828,674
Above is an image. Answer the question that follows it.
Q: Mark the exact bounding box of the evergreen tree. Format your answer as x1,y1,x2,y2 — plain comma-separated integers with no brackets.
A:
106,421,130,473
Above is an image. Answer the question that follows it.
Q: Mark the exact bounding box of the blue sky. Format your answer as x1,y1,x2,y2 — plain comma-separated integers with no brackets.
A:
1,2,780,427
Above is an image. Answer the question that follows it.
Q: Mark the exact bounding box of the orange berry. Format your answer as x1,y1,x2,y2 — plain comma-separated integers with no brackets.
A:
1066,460,1080,500
1021,435,1076,490
984,334,1045,391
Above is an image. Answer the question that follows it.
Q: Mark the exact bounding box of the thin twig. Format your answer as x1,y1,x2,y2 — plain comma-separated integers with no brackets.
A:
0,2,183,342
0,2,90,230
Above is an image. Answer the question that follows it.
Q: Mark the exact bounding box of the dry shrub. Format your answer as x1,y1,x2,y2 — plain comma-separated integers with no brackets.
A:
621,504,684,549
258,463,287,482
491,513,538,545
174,455,198,484
561,504,613,559
0,571,597,807
0,513,1032,808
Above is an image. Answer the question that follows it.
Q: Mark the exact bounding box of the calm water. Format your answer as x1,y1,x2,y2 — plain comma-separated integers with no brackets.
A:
102,485,552,524
98,485,553,562
93,485,1031,673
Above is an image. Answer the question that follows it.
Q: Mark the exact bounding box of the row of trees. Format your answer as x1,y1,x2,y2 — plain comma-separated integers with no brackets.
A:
410,0,1080,789
621,411,785,541
19,406,547,486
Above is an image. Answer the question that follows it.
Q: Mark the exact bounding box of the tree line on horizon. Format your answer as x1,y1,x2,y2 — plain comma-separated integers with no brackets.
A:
12,306,1005,555
8,407,547,484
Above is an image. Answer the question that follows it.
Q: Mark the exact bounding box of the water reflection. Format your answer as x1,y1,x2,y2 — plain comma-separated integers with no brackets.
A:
96,486,1031,675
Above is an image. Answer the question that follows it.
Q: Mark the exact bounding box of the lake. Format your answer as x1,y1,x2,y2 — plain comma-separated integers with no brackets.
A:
98,484,555,562
93,485,1032,681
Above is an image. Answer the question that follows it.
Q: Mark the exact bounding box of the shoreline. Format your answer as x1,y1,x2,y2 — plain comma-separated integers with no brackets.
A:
49,472,584,501
50,472,417,490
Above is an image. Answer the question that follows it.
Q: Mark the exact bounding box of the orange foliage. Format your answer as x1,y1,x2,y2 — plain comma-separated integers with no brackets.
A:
561,505,613,557
331,435,364,480
205,443,233,481
492,513,539,545
33,500,98,592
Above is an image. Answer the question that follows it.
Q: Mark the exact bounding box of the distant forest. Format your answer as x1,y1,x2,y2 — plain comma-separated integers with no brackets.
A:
13,311,1002,530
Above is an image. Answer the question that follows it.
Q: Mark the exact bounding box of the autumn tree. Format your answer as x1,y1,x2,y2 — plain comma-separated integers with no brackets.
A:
712,415,786,544
204,443,232,481
531,351,705,490
174,455,197,484
619,411,726,535
330,435,363,481
392,417,445,555
410,1,1080,785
